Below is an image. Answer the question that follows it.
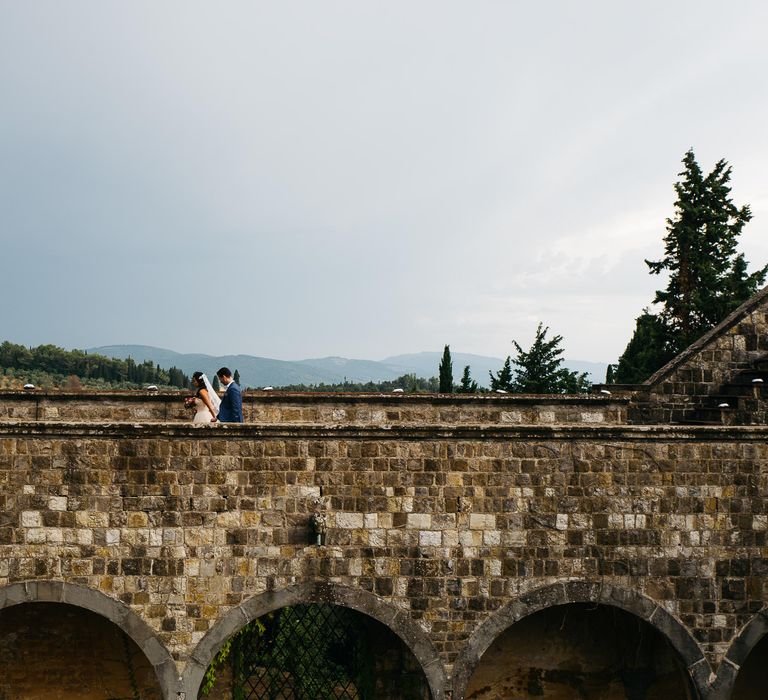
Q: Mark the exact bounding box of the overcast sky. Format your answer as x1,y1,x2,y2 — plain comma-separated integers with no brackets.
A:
2,2,767,363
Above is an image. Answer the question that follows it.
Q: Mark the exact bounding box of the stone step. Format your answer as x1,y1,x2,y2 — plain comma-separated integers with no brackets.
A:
716,385,762,398
733,369,768,382
688,406,768,426
679,417,721,426
704,397,739,407
688,406,736,424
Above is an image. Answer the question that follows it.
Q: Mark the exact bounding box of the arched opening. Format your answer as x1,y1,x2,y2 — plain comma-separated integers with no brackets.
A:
0,602,164,699
199,602,432,699
186,582,446,699
731,631,768,699
465,603,695,699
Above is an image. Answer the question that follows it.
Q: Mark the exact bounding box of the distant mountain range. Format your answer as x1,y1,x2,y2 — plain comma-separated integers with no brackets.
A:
88,345,608,388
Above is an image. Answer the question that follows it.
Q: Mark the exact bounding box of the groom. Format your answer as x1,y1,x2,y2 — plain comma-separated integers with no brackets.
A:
215,367,243,423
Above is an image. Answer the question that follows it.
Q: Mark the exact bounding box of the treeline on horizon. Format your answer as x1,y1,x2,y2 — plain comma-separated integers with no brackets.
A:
276,331,590,395
275,374,441,393
0,341,189,390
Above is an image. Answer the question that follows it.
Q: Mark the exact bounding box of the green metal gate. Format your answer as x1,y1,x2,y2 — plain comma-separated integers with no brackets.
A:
230,604,372,699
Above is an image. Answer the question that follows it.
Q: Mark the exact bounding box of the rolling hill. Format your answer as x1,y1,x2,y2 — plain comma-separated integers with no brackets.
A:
88,345,608,388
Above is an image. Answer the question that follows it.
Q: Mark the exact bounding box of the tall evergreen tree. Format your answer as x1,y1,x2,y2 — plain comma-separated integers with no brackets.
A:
647,149,766,350
457,365,478,394
489,356,514,392
618,150,767,382
614,312,675,384
511,323,590,393
438,345,453,393
233,369,241,386
212,374,221,392
172,366,190,388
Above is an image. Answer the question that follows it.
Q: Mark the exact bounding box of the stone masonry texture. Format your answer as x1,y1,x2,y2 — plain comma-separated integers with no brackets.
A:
1,420,767,699
0,391,627,426
4,288,768,699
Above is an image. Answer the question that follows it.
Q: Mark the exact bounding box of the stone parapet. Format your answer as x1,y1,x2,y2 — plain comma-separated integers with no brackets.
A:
0,390,628,426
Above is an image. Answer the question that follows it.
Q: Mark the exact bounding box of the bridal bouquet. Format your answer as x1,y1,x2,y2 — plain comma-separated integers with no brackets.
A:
184,396,196,409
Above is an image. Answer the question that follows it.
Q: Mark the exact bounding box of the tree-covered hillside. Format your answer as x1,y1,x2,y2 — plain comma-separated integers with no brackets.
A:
0,341,189,390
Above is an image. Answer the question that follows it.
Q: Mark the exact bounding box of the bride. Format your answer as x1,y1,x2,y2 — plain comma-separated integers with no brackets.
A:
191,371,221,423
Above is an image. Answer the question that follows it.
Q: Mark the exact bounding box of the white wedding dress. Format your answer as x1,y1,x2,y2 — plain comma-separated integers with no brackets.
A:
192,396,215,423
191,374,221,424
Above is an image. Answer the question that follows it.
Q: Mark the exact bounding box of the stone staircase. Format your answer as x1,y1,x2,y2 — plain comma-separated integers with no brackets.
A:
683,357,768,425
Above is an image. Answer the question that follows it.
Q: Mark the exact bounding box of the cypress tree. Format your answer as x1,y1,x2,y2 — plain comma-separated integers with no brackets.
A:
212,375,221,392
168,366,188,388
614,312,675,384
457,365,478,394
234,369,241,385
438,345,453,393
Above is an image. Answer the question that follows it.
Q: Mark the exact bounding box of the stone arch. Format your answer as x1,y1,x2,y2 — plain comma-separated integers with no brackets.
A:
0,580,178,699
710,608,768,699
184,580,448,699
450,580,709,700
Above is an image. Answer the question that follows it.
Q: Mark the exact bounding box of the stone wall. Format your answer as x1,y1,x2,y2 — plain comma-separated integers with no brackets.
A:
629,288,768,423
0,390,628,426
2,420,768,699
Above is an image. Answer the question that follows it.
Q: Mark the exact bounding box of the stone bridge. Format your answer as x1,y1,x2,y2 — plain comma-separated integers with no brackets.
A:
3,291,768,700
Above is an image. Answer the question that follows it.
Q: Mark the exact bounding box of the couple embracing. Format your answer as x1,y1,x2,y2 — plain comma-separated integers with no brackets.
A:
191,367,243,424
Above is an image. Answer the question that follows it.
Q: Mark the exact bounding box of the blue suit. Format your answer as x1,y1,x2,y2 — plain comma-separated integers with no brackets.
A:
217,381,243,423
